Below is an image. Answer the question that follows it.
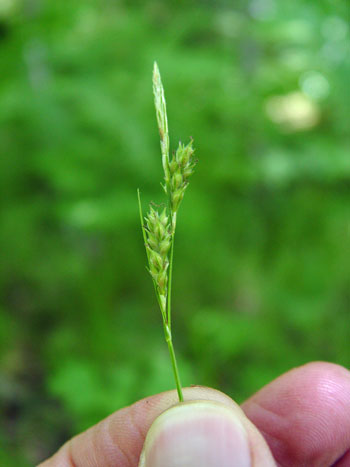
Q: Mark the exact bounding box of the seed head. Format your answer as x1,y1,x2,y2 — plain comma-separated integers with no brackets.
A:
144,206,171,297
138,63,197,402
168,140,197,212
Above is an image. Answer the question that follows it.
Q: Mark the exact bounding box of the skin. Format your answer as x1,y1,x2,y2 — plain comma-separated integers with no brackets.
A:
38,362,350,466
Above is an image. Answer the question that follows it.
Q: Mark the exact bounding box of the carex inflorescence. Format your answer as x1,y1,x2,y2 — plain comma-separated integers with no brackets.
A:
144,207,171,314
138,62,197,402
168,140,196,213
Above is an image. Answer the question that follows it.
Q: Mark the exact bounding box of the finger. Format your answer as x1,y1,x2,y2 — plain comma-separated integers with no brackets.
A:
38,386,274,467
241,361,350,466
139,400,275,467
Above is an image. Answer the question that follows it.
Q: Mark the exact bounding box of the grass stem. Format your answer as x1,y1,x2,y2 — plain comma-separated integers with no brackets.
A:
164,323,184,401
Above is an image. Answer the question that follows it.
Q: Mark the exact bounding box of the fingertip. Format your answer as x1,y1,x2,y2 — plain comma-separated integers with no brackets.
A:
139,400,275,467
242,361,350,466
139,401,251,467
299,361,350,382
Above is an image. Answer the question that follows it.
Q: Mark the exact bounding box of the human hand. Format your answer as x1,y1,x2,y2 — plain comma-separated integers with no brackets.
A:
38,362,350,466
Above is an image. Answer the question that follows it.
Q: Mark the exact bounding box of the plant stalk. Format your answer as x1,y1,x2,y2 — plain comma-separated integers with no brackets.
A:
167,212,177,327
164,323,184,402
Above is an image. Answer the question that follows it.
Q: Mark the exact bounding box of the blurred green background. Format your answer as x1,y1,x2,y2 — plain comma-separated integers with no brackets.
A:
0,0,349,464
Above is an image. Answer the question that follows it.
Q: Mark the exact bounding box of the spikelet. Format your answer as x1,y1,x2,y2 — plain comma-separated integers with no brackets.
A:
169,140,197,213
144,206,171,311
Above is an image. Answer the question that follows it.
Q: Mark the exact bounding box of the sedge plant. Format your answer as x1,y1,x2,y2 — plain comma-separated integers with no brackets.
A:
137,62,197,402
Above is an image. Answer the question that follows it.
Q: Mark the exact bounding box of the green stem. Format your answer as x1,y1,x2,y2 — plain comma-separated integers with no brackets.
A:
164,323,184,402
167,213,176,327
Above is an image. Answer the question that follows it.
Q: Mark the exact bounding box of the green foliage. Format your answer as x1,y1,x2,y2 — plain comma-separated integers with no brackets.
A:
0,0,349,464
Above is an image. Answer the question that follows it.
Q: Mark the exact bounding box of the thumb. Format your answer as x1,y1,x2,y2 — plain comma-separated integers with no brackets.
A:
139,399,276,467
